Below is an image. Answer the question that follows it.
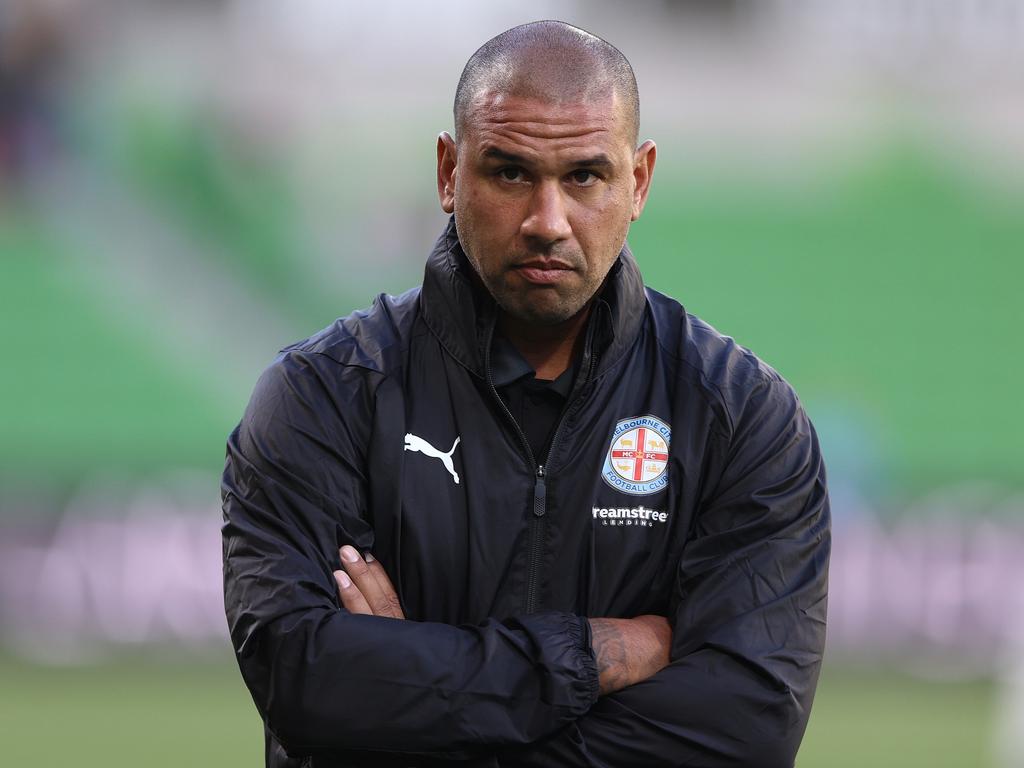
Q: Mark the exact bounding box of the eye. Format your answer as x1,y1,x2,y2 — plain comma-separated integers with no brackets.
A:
498,167,526,183
570,169,599,186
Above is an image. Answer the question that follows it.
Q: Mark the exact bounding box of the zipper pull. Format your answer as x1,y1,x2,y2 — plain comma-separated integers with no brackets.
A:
533,466,546,517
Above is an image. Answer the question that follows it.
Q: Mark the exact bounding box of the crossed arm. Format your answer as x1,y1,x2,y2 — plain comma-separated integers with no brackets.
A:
333,545,672,697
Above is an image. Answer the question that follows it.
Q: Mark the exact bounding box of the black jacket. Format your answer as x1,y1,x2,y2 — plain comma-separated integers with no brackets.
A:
222,219,830,767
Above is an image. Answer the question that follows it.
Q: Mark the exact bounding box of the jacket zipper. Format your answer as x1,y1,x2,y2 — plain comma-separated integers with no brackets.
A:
524,465,547,614
483,312,601,614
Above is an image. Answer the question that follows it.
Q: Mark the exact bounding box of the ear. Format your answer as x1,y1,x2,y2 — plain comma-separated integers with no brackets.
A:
630,140,657,221
437,132,457,214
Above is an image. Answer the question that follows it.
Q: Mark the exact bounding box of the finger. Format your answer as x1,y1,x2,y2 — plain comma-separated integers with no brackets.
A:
340,546,402,619
333,569,372,615
364,553,405,619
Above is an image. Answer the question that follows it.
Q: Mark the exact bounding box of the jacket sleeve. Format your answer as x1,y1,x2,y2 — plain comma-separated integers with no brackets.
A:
499,374,830,767
221,352,600,760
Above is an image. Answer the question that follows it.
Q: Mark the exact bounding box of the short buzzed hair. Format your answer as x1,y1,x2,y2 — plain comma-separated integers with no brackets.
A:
453,20,640,147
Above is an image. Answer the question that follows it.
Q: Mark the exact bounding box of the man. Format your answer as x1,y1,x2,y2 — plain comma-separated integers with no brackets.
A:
222,20,830,768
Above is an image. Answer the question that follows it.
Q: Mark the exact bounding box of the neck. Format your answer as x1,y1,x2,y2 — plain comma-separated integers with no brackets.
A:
499,306,591,380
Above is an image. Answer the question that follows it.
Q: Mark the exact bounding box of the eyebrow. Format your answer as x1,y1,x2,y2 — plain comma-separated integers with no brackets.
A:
481,147,614,169
481,148,528,165
570,154,614,169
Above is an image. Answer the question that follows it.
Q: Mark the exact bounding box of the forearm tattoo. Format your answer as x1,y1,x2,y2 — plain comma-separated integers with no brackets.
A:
591,619,631,695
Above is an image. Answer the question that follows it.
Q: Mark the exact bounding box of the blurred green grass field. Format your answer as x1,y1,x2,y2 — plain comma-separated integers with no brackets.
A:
0,656,995,767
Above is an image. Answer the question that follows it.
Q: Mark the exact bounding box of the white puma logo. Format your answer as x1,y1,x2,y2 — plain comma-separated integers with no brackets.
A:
404,433,461,485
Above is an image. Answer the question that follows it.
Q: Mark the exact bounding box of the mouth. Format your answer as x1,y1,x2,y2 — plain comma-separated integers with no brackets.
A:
512,259,575,286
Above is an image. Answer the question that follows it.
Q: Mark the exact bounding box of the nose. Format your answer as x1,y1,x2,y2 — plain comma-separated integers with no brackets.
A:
520,179,572,247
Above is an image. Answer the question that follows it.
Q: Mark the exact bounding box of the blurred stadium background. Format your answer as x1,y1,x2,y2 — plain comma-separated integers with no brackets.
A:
1,0,1021,765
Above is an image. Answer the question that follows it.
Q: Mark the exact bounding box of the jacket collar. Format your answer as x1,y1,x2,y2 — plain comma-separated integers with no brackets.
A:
420,217,647,380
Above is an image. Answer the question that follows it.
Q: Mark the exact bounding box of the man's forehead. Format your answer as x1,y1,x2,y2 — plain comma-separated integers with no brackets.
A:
462,89,629,145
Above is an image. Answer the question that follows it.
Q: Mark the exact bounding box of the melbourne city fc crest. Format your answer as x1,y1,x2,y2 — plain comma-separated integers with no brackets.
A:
601,415,671,496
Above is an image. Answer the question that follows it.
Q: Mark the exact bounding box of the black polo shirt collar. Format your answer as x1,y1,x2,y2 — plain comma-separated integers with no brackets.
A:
490,332,578,462
489,332,576,397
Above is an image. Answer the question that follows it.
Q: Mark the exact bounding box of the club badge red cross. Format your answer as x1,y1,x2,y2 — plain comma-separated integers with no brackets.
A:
610,426,669,483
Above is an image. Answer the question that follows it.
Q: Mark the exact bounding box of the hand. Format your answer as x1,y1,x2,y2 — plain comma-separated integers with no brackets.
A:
333,545,405,619
589,615,671,695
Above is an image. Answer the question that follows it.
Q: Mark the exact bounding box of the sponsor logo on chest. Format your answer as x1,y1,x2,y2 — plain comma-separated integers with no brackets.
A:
592,504,668,527
601,415,671,496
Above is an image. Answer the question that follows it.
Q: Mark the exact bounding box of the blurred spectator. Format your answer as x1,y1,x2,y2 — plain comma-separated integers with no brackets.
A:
0,0,67,199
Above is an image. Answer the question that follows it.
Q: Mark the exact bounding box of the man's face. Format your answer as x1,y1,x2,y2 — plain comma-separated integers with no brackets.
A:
438,90,655,327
